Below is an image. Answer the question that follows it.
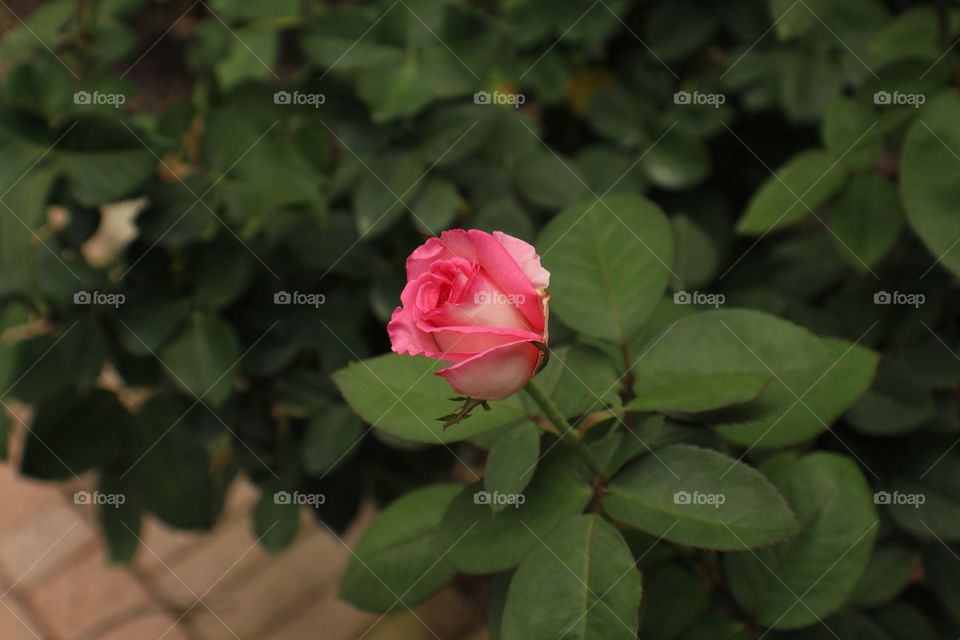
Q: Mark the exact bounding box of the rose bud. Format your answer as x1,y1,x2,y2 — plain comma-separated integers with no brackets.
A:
388,229,550,401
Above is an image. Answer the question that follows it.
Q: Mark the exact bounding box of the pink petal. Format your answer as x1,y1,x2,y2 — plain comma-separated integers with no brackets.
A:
466,230,545,332
493,231,550,291
405,230,478,280
387,306,444,358
425,268,532,333
436,339,543,400
422,324,542,354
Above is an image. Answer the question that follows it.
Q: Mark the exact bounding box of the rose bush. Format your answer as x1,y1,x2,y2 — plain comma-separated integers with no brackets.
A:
2,1,960,639
388,230,549,400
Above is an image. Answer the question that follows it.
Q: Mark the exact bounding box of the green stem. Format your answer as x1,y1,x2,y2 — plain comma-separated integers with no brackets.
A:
524,379,606,480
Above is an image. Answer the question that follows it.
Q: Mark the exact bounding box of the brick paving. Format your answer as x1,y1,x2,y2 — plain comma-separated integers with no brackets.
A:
0,461,487,640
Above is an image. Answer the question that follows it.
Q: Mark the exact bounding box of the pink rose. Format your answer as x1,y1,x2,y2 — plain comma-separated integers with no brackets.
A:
388,229,550,400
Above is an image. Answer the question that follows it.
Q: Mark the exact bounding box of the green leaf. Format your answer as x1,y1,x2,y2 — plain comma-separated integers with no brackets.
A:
716,337,878,448
132,399,223,530
645,2,719,61
675,615,749,640
898,337,960,389
533,345,622,417
160,312,240,406
219,138,325,224
847,356,935,436
537,195,673,343
849,543,916,608
825,175,903,270
671,214,719,290
629,309,832,417
353,151,424,237
628,373,768,413
900,92,960,278
254,487,300,554
770,0,817,39
190,242,254,309
487,572,511,640
736,150,846,235
21,391,129,480
117,294,190,356
214,24,279,91
638,129,709,190
299,8,402,72
356,54,435,123
770,0,887,41
779,50,843,122
640,564,711,639
333,354,528,444
411,178,461,234
302,404,365,475
725,452,879,629
58,148,156,207
340,484,460,612
872,601,941,640
0,162,57,294
435,451,594,574
925,543,960,625
821,96,884,170
884,454,960,542
604,444,799,550
484,423,540,512
208,0,300,21
868,6,953,66
500,515,642,640
98,473,143,564
513,150,590,209
0,1,74,59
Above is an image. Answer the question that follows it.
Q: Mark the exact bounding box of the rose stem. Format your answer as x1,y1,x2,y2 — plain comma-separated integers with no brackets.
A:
523,379,606,481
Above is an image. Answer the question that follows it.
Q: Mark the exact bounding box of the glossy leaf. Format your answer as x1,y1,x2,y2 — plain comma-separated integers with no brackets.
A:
604,444,799,549
500,515,642,640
